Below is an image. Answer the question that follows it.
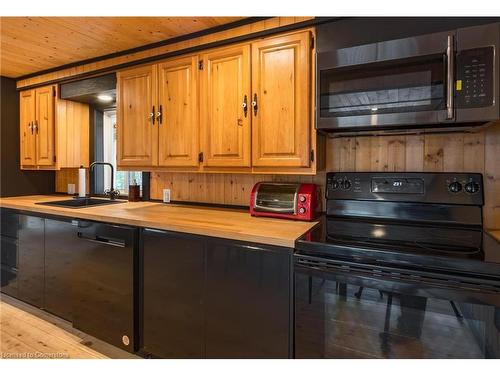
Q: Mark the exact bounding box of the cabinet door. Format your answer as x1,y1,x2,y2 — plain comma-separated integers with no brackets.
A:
201,44,251,167
17,215,44,308
19,90,36,166
44,218,78,321
205,239,291,358
34,86,55,166
251,32,311,167
117,65,157,167
157,56,199,167
0,209,20,298
143,229,205,358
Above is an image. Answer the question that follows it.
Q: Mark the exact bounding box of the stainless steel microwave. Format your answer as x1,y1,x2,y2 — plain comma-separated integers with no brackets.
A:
316,22,500,133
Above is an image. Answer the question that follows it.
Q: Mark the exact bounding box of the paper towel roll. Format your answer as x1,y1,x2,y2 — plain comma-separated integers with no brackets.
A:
78,166,86,198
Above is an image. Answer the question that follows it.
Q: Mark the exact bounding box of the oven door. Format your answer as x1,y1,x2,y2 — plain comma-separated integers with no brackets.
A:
317,30,455,131
295,254,500,358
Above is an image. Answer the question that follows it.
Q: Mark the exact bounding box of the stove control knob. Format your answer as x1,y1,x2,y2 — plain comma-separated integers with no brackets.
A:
448,181,462,193
465,181,480,194
299,195,307,203
341,179,352,190
299,207,306,214
327,179,339,191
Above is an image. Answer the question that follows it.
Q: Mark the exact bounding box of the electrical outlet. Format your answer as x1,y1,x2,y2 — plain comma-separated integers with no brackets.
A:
67,184,76,195
163,189,171,203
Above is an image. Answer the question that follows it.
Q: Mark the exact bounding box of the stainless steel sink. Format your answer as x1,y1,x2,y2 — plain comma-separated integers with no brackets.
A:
36,197,126,208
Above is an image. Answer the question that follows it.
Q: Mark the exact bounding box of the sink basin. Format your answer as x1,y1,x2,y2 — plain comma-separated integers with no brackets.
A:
36,197,126,208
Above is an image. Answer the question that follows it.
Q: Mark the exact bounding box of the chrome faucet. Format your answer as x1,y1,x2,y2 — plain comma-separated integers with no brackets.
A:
89,161,120,200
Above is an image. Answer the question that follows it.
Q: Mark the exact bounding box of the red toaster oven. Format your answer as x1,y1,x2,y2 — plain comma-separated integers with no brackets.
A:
249,182,320,221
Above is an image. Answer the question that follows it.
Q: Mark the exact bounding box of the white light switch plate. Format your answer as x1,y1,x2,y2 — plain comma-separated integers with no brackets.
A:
163,189,171,203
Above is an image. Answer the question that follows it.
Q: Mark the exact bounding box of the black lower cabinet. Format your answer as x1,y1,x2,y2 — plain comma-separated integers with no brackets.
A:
141,229,292,359
1,209,46,307
142,229,204,358
205,240,292,358
17,214,45,308
73,221,138,353
0,209,19,298
44,218,78,321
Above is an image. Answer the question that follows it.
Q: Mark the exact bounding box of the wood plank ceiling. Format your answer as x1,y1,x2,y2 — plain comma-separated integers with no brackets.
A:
0,17,245,78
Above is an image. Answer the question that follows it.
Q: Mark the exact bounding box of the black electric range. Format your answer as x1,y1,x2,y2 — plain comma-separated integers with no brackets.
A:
294,172,500,359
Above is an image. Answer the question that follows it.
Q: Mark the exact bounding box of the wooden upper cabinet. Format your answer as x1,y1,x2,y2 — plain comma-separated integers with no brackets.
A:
34,86,55,166
201,44,251,167
251,31,311,168
157,56,199,167
56,99,90,168
117,65,157,167
19,90,36,166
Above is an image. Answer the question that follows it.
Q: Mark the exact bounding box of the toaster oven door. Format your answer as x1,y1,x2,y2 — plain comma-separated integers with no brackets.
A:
254,184,299,214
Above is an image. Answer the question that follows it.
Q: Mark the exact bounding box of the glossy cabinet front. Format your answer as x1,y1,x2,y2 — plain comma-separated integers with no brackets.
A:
44,218,79,321
0,209,20,298
142,228,292,359
18,215,45,307
142,229,205,358
0,210,44,307
205,241,292,358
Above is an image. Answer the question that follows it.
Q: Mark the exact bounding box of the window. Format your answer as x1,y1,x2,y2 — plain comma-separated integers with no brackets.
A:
93,110,144,197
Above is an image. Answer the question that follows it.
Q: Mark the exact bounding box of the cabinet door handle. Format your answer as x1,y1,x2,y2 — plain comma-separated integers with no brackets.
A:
150,106,155,124
28,122,33,134
156,105,162,124
33,120,38,134
242,95,248,117
252,93,258,116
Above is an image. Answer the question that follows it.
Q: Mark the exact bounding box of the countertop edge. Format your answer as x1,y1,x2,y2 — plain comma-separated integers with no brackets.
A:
0,199,318,249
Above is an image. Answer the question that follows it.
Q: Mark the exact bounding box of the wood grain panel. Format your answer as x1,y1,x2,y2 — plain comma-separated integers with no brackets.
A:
19,90,36,166
16,17,314,89
324,123,500,229
34,86,55,166
201,44,251,167
116,64,157,167
157,55,199,167
56,99,90,168
484,125,500,228
251,31,311,167
1,17,245,78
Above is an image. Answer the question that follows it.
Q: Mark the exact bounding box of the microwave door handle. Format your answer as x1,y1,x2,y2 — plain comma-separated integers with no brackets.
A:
446,34,455,120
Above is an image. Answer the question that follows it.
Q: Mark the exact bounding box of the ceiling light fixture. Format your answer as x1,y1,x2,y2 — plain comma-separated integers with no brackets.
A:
97,94,113,102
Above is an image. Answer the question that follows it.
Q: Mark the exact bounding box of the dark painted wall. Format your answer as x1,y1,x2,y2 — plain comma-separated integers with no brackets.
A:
0,76,54,197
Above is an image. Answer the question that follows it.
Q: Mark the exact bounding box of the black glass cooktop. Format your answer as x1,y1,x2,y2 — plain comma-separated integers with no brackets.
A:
296,216,500,277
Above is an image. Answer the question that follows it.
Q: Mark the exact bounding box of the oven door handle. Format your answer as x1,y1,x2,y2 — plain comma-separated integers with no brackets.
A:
295,254,500,295
446,34,455,120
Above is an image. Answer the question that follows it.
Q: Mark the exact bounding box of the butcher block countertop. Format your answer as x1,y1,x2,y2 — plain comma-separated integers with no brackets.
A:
0,195,319,248
488,230,500,243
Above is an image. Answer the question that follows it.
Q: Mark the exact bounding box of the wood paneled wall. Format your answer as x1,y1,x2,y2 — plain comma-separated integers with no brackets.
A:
55,123,500,229
149,172,326,207
17,17,313,89
325,123,500,229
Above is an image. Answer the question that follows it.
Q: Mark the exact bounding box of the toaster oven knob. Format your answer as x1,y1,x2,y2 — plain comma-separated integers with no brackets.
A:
299,195,307,203
299,207,306,214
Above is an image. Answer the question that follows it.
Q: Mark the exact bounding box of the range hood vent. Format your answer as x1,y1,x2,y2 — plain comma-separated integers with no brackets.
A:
60,73,116,110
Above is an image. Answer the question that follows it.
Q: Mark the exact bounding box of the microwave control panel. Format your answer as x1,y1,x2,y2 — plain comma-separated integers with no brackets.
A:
456,46,494,108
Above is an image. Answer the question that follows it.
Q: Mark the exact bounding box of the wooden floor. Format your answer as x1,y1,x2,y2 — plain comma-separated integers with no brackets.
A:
0,293,138,359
